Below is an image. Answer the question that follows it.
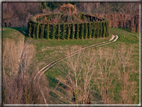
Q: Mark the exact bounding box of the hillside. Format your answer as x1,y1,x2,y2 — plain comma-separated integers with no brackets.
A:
2,27,139,104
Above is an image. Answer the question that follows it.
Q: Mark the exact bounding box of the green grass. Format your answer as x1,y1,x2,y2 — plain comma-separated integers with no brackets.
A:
2,27,26,41
3,27,139,104
25,31,110,69
44,27,139,104
109,27,139,44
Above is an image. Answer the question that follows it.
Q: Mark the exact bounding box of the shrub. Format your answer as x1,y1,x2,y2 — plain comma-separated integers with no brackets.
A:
57,23,60,40
46,23,50,39
40,24,45,38
71,23,75,39
102,22,106,37
80,23,84,39
62,23,65,39
32,23,36,38
100,22,102,37
36,23,40,38
28,22,32,37
89,22,92,39
82,15,85,21
92,22,96,38
76,23,79,39
52,23,55,39
67,24,70,40
96,22,99,38
28,13,109,40
105,21,109,37
85,23,88,39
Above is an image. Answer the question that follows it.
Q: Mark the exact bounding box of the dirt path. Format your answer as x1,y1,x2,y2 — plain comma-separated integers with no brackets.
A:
33,35,119,104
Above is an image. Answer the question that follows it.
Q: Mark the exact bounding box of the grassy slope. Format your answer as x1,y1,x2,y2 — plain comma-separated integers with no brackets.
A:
2,27,26,41
25,31,110,70
2,27,26,53
44,27,139,103
2,27,139,104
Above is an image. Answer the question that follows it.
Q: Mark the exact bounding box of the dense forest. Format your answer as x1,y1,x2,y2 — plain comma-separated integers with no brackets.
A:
2,2,139,27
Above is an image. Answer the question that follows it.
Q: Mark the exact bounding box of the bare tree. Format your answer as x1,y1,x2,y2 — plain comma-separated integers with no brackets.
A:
49,44,139,104
94,47,117,104
2,38,43,104
117,44,138,104
48,48,98,104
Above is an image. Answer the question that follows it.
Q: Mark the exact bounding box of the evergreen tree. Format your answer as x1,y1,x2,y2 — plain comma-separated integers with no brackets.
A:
76,23,79,39
72,23,75,39
28,23,32,37
80,23,84,39
52,23,55,39
102,22,106,37
46,23,50,39
96,22,99,38
93,22,96,38
62,23,65,39
57,23,60,40
67,24,70,40
36,23,40,38
40,24,45,38
85,23,88,39
89,22,92,39
100,22,102,37
32,23,36,38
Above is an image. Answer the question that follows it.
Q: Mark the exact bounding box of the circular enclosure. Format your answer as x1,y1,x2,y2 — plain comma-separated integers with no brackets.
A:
28,12,109,40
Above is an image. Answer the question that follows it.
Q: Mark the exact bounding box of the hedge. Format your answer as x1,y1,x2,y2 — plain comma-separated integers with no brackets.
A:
28,22,32,37
80,23,84,39
89,22,92,39
92,22,96,38
96,22,99,38
102,22,105,37
36,23,40,38
40,24,45,38
32,23,36,38
71,23,75,39
85,23,88,39
67,24,70,40
46,23,49,39
62,23,65,40
76,23,79,39
52,23,55,39
28,13,109,40
57,23,60,40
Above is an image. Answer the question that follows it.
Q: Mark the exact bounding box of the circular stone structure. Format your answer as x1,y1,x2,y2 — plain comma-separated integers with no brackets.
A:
28,12,109,40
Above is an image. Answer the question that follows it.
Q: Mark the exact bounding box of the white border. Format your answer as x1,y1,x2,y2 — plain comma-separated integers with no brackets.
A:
0,0,141,106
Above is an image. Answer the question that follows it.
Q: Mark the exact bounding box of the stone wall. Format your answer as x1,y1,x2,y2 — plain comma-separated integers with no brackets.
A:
94,14,139,32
